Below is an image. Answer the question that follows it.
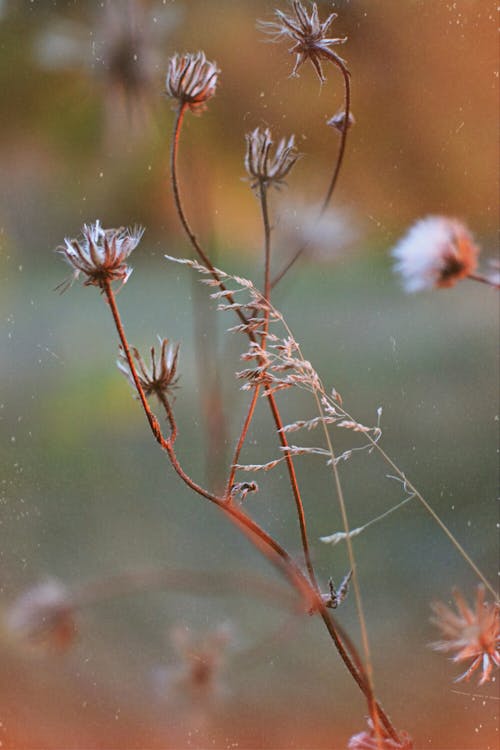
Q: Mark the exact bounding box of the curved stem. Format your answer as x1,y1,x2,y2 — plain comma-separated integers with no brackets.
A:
72,566,298,613
103,280,400,737
170,104,254,338
271,57,351,289
467,273,500,290
321,55,351,212
166,107,398,737
104,280,163,441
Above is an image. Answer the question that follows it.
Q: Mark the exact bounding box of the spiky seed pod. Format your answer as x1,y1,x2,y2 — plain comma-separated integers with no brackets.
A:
165,51,219,113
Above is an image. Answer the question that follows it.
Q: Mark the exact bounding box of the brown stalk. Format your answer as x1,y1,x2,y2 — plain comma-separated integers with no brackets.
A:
271,55,351,288
467,272,500,289
170,104,254,338
166,103,399,742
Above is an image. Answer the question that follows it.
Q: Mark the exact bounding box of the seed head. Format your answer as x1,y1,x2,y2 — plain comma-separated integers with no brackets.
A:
391,216,479,292
5,579,77,652
165,51,219,114
244,127,299,190
327,109,355,133
57,220,144,292
430,585,500,685
117,337,180,399
259,1,347,82
348,719,413,750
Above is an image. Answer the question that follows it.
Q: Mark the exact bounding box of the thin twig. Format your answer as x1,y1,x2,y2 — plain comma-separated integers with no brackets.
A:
271,57,351,288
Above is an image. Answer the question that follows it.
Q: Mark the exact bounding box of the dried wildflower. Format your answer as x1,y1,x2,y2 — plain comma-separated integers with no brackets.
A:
165,51,219,114
245,127,299,190
348,719,414,749
259,1,347,82
327,109,355,132
117,337,180,398
57,220,143,291
157,623,233,705
430,585,500,685
230,481,259,502
321,571,352,609
391,216,479,292
5,579,77,651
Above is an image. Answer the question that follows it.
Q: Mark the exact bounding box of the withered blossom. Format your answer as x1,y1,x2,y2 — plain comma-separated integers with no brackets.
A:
5,579,77,651
259,1,347,82
348,719,413,750
117,337,180,398
156,623,233,705
245,127,299,190
327,109,356,133
391,216,479,292
57,220,143,291
430,585,500,685
165,52,219,114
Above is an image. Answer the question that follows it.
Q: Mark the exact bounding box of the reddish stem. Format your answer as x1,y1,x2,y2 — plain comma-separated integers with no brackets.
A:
467,273,500,289
271,56,351,288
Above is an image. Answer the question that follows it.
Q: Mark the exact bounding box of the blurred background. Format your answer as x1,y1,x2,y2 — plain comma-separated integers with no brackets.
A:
0,1,498,748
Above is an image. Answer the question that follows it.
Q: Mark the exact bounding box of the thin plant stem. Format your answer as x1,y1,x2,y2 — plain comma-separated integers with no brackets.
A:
258,178,319,591
104,279,398,739
266,390,319,591
277,312,380,732
72,567,298,613
170,104,254,338
321,55,351,212
226,385,261,498
271,56,351,289
467,273,500,290
171,109,318,591
315,387,380,733
166,109,398,737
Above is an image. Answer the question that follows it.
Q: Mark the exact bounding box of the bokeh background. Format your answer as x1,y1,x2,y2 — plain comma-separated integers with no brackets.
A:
0,1,498,748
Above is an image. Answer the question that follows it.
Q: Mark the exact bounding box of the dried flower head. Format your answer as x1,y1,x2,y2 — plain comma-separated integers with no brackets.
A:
5,579,77,651
57,220,143,292
245,127,299,190
259,1,347,82
117,337,180,399
348,719,414,750
391,216,479,293
327,109,355,132
165,51,219,113
430,585,500,685
156,623,233,705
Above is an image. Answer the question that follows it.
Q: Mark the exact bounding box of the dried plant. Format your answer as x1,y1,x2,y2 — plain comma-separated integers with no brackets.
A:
8,0,496,746
430,586,500,685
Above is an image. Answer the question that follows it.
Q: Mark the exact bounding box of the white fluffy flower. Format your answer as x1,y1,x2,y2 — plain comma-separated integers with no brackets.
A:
391,216,479,293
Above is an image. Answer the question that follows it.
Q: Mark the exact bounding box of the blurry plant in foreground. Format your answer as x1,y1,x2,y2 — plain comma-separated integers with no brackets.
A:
34,0,181,139
391,216,499,292
348,719,414,750
430,586,500,686
5,580,77,652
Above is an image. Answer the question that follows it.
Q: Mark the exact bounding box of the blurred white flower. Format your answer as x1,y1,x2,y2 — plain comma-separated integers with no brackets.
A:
5,579,77,651
276,199,359,263
391,216,479,293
